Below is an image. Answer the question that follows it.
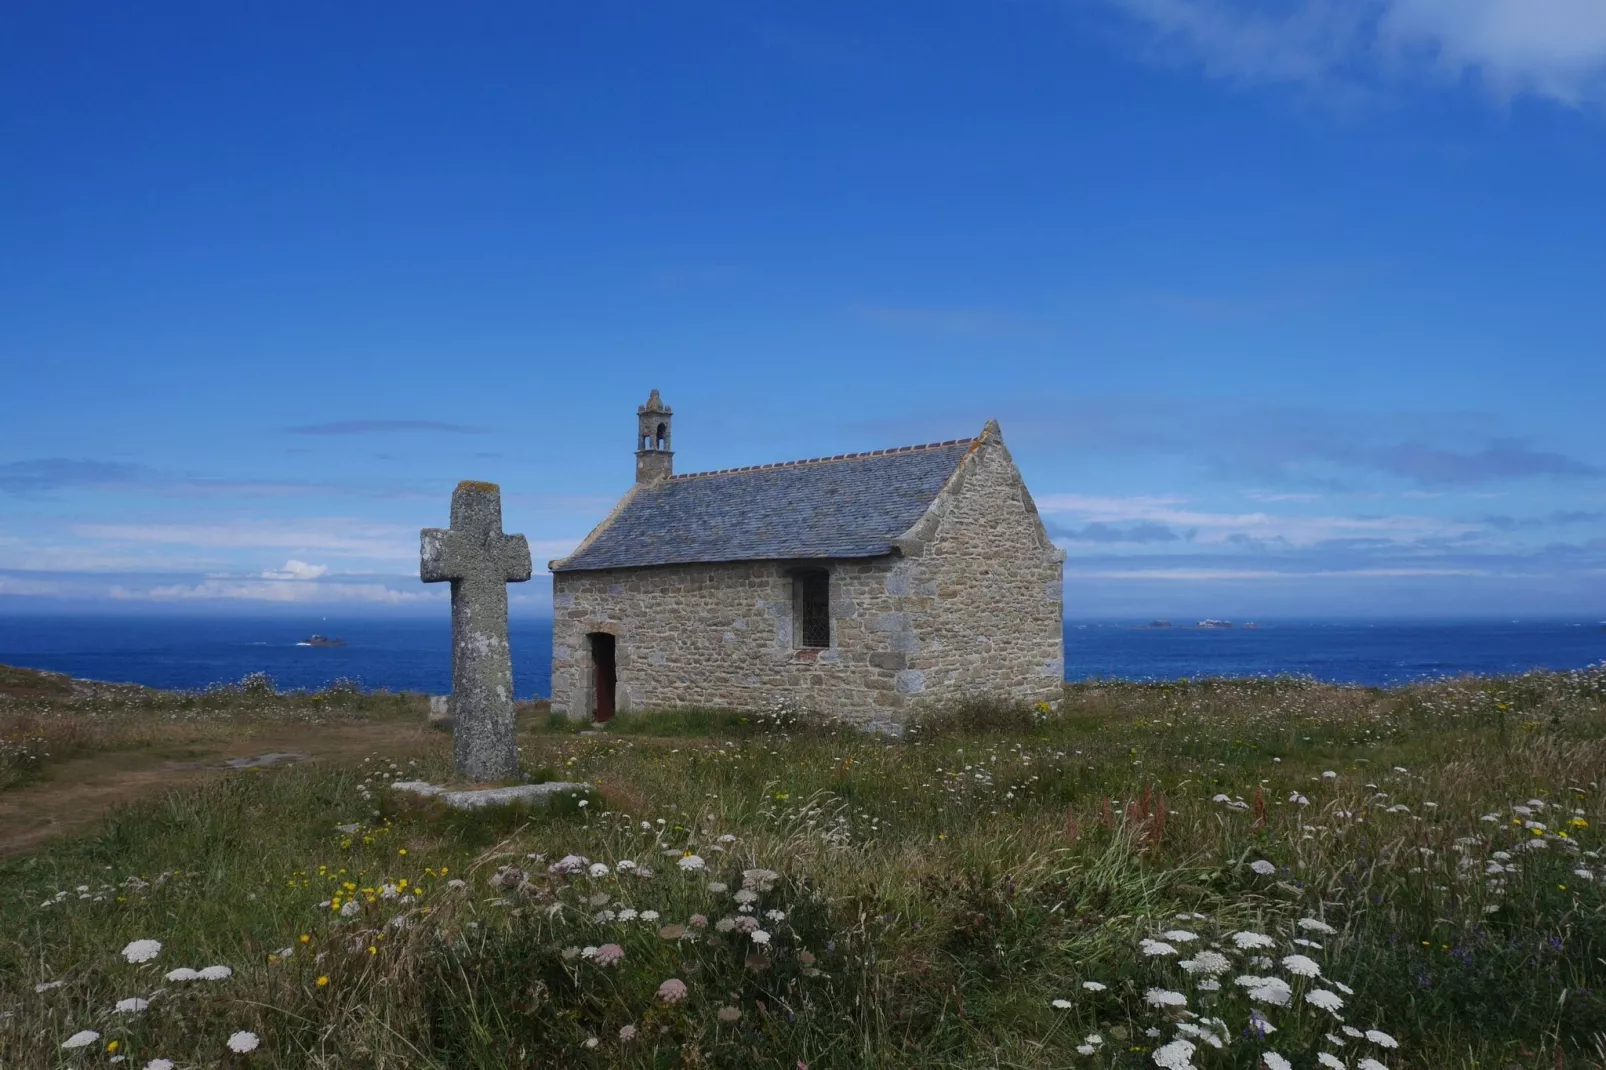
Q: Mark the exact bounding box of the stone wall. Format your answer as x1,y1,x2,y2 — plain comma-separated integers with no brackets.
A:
550,431,1064,722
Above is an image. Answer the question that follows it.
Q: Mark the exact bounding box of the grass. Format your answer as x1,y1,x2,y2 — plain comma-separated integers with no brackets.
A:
1,664,1604,1067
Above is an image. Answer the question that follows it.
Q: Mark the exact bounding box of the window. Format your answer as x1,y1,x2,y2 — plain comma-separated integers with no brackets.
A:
792,568,830,648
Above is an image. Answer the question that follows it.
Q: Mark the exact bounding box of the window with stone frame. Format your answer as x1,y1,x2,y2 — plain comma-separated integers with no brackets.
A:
791,567,831,649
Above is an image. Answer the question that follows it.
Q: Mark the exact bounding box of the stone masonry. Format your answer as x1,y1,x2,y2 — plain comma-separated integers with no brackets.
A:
550,412,1063,724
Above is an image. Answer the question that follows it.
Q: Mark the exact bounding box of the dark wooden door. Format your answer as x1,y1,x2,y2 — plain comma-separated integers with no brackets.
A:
589,633,616,721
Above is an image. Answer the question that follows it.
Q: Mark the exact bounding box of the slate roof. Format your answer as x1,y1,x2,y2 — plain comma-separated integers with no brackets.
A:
551,436,979,572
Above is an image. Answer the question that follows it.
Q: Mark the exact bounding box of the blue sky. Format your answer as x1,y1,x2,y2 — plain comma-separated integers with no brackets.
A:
2,1,1603,619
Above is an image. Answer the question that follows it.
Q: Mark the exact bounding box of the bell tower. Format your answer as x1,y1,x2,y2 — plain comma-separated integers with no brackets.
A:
635,389,673,484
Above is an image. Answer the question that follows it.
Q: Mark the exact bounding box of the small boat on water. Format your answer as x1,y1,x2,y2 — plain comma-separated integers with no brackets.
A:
1196,619,1233,629
298,634,346,647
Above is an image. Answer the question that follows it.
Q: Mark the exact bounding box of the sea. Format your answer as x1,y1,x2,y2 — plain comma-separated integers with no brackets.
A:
0,616,1602,698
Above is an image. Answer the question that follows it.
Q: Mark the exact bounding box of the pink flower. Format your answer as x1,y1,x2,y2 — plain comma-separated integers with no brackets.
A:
688,914,709,929
593,943,624,967
657,978,689,1004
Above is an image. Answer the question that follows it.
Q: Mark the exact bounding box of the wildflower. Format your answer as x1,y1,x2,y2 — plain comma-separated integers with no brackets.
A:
717,1005,742,1022
1161,930,1200,943
641,909,661,921
1299,917,1338,934
617,859,638,871
619,1024,637,1042
1281,954,1321,978
1262,1054,1293,1070
1317,1054,1344,1069
549,854,589,875
1341,1025,1364,1037
708,881,728,893
1051,998,1073,1009
715,917,737,933
1145,987,1187,1007
35,980,65,992
63,1030,101,1049
226,1031,260,1053
1250,859,1276,876
765,909,787,922
121,939,162,963
1358,1061,1389,1070
1151,1038,1196,1069
1082,981,1107,992
750,929,772,945
1322,771,1337,779
145,1060,176,1070
678,854,706,871
164,968,199,981
1306,989,1345,1013
1140,939,1179,957
588,863,611,878
689,913,709,928
1248,1010,1276,1036
114,997,149,1013
1237,975,1293,1006
1233,931,1276,950
316,976,330,987
340,901,361,917
1364,1029,1399,1048
1180,950,1230,976
594,944,625,967
198,965,233,981
734,889,759,905
657,978,689,1003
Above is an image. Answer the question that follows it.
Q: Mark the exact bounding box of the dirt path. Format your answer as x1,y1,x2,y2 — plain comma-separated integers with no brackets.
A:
0,722,441,858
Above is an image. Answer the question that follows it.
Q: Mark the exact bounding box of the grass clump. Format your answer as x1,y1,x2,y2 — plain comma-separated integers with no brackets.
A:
2,664,1605,1067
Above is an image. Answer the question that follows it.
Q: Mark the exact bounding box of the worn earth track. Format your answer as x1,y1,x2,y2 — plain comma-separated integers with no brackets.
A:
0,722,440,858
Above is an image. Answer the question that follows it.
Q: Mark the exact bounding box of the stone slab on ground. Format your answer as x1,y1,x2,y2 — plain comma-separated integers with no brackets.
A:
391,779,590,811
224,752,310,769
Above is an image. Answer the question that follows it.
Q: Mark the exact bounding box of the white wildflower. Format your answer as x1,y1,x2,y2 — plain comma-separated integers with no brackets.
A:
35,980,65,992
1162,930,1200,943
1250,860,1276,876
1248,1009,1276,1036
677,854,705,871
164,967,199,982
1299,917,1338,934
750,929,771,945
226,1030,260,1053
1151,1038,1196,1069
1317,1054,1345,1069
1145,987,1188,1007
114,997,149,1013
1181,950,1231,976
1262,1054,1293,1070
198,965,233,981
1306,988,1345,1013
1364,1029,1399,1048
62,1030,101,1049
1233,931,1276,950
1051,998,1073,1009
1140,938,1179,957
1282,954,1322,977
1358,1061,1389,1070
122,939,162,963
1082,980,1108,992
588,863,610,878
145,1060,176,1070
641,910,660,921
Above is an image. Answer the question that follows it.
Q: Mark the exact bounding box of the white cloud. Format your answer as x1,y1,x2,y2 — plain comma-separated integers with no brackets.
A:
1105,0,1606,105
0,574,67,596
1068,566,1490,581
72,519,416,560
1037,492,1477,545
261,559,329,581
109,579,439,605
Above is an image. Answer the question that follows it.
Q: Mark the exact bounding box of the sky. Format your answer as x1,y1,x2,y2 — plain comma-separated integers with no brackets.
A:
1,1,1603,620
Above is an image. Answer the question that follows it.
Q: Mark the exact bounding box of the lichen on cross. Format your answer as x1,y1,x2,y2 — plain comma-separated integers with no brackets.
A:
420,480,532,782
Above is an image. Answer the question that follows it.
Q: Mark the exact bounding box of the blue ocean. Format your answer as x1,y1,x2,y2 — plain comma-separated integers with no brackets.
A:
0,616,1601,698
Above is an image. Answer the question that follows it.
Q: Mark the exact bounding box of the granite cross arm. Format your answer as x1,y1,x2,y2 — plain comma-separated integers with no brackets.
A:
421,480,532,782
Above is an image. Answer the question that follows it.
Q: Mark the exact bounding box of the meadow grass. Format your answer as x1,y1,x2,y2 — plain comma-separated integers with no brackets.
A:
2,665,1604,1068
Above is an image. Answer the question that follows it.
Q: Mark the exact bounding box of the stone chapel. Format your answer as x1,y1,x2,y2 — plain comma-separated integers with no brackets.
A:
548,390,1065,723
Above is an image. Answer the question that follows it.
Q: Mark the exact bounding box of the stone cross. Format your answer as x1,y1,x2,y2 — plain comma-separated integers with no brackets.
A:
420,480,531,782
